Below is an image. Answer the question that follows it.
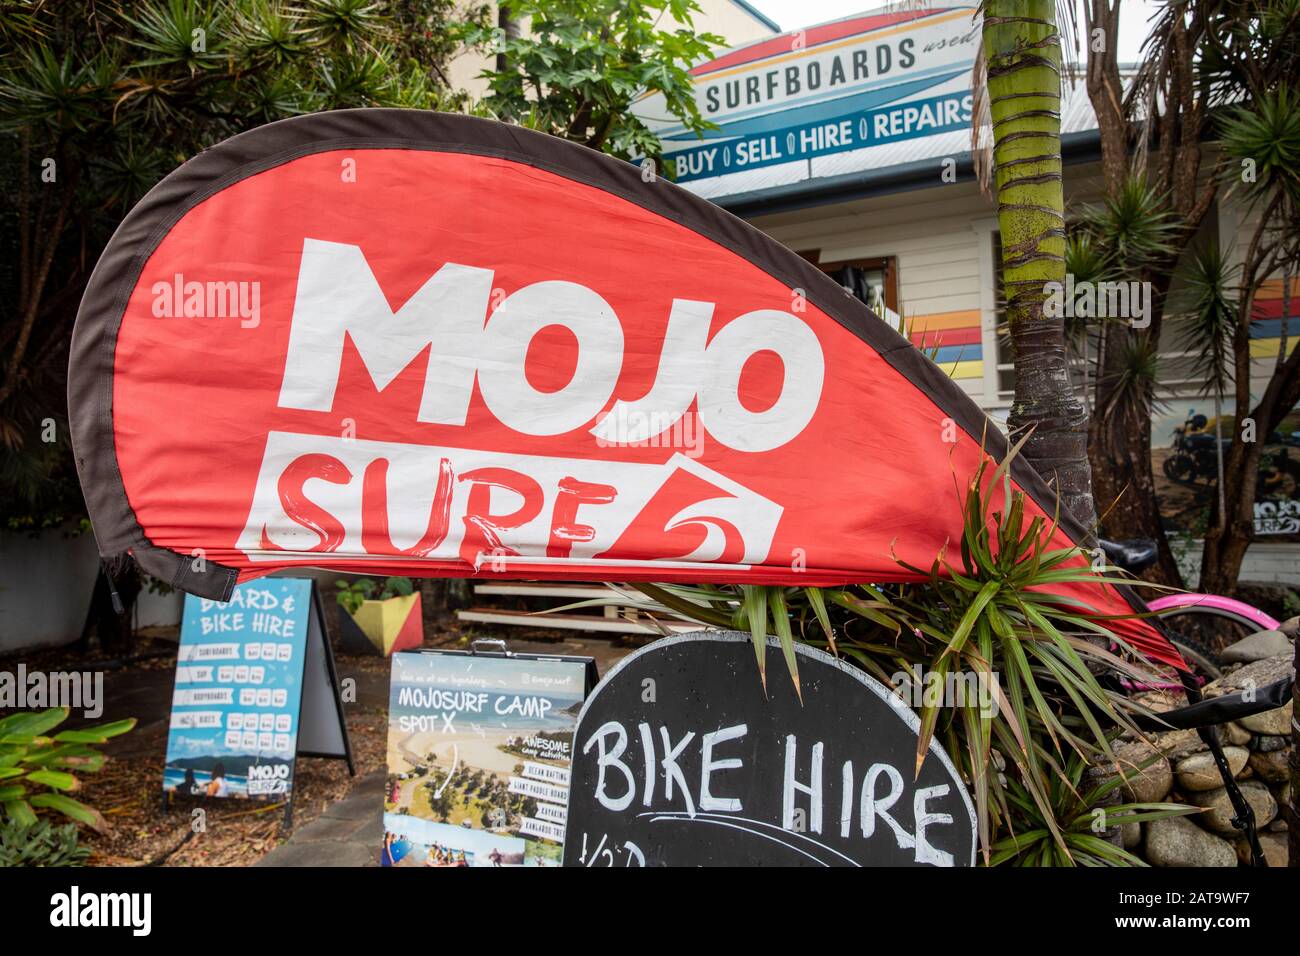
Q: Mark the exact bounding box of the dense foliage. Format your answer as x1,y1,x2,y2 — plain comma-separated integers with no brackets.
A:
581,444,1189,864
0,817,90,867
0,0,479,530
456,0,722,163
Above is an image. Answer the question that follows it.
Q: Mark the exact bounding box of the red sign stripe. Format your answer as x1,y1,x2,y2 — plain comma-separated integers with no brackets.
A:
690,9,952,77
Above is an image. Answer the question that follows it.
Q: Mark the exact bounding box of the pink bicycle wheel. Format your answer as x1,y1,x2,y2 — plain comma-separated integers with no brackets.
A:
1146,593,1280,632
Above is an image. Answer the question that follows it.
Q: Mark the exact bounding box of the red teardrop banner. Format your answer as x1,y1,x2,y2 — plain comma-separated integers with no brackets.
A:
68,109,1180,667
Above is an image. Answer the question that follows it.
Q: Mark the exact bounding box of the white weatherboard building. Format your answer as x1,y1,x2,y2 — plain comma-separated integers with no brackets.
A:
636,5,1300,584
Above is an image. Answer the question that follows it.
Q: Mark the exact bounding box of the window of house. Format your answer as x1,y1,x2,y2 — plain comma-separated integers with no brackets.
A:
991,230,1096,401
991,231,1016,399
806,253,901,331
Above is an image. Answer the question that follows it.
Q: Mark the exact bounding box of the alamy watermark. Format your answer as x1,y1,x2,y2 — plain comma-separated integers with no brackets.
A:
49,886,151,936
0,665,104,718
594,407,705,458
151,273,261,328
890,663,999,717
1043,274,1151,329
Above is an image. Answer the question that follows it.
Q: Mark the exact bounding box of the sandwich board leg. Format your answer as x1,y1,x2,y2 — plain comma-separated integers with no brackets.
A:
313,584,355,777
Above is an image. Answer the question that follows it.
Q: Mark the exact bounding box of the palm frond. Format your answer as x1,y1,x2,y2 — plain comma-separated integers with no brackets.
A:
1172,242,1239,399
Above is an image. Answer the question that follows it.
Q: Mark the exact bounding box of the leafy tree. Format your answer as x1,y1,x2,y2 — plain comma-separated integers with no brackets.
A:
1080,0,1234,586
1078,1,1299,592
455,0,722,164
0,0,472,531
1199,79,1300,592
1173,242,1239,535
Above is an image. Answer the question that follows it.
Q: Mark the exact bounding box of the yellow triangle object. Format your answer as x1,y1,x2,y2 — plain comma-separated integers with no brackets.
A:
352,593,420,654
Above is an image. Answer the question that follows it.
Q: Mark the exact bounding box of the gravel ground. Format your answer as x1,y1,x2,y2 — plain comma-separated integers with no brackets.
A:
6,617,641,866
75,648,393,867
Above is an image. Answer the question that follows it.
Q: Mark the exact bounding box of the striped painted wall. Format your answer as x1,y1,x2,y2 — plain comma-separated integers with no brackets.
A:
909,277,1298,380
748,179,994,394
907,308,983,380
1248,276,1300,359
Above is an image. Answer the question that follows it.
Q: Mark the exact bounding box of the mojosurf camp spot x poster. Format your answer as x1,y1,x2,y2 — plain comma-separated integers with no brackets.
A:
383,648,596,867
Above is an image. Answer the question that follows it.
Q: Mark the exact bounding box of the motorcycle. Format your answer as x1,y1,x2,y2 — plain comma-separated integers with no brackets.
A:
1162,412,1300,500
1162,413,1228,484
1257,445,1300,500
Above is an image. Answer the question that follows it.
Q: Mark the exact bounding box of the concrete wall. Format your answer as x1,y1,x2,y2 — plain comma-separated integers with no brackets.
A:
1173,540,1300,589
135,585,184,631
0,527,99,654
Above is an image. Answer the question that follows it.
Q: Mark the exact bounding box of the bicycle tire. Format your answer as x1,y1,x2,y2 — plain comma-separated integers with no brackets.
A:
1146,593,1279,682
1146,593,1280,632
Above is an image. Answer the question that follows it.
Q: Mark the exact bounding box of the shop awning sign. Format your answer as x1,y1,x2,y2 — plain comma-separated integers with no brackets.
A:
68,109,1179,667
631,5,980,189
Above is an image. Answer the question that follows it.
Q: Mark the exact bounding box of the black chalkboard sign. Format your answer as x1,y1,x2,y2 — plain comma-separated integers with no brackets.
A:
562,632,976,867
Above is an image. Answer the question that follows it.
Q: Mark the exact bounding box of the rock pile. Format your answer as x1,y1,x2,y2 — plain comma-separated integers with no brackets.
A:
1112,620,1294,867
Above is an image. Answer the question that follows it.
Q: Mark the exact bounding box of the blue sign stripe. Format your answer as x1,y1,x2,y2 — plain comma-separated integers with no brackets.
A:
660,90,973,183
659,66,967,142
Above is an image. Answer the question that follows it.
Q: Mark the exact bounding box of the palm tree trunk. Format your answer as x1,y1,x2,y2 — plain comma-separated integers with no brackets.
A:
983,0,1097,532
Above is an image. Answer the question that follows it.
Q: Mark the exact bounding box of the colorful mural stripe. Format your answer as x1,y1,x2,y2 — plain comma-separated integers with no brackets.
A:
910,279,1299,381
931,343,980,363
1249,338,1299,360
1249,317,1299,338
907,309,983,380
1247,278,1298,358
908,308,981,333
945,360,983,380
913,325,981,347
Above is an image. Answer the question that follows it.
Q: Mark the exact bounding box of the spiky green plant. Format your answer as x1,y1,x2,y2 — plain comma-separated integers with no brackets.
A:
1065,177,1178,430
989,750,1196,866
0,817,90,867
1219,83,1300,218
1078,176,1181,271
0,708,135,831
1060,230,1111,406
553,441,1175,863
1061,231,1110,344
1095,335,1163,425
1170,242,1239,527
1197,65,1300,592
1175,243,1239,397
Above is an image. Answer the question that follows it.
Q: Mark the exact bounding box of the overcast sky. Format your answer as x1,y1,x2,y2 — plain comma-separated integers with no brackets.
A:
746,0,1163,64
